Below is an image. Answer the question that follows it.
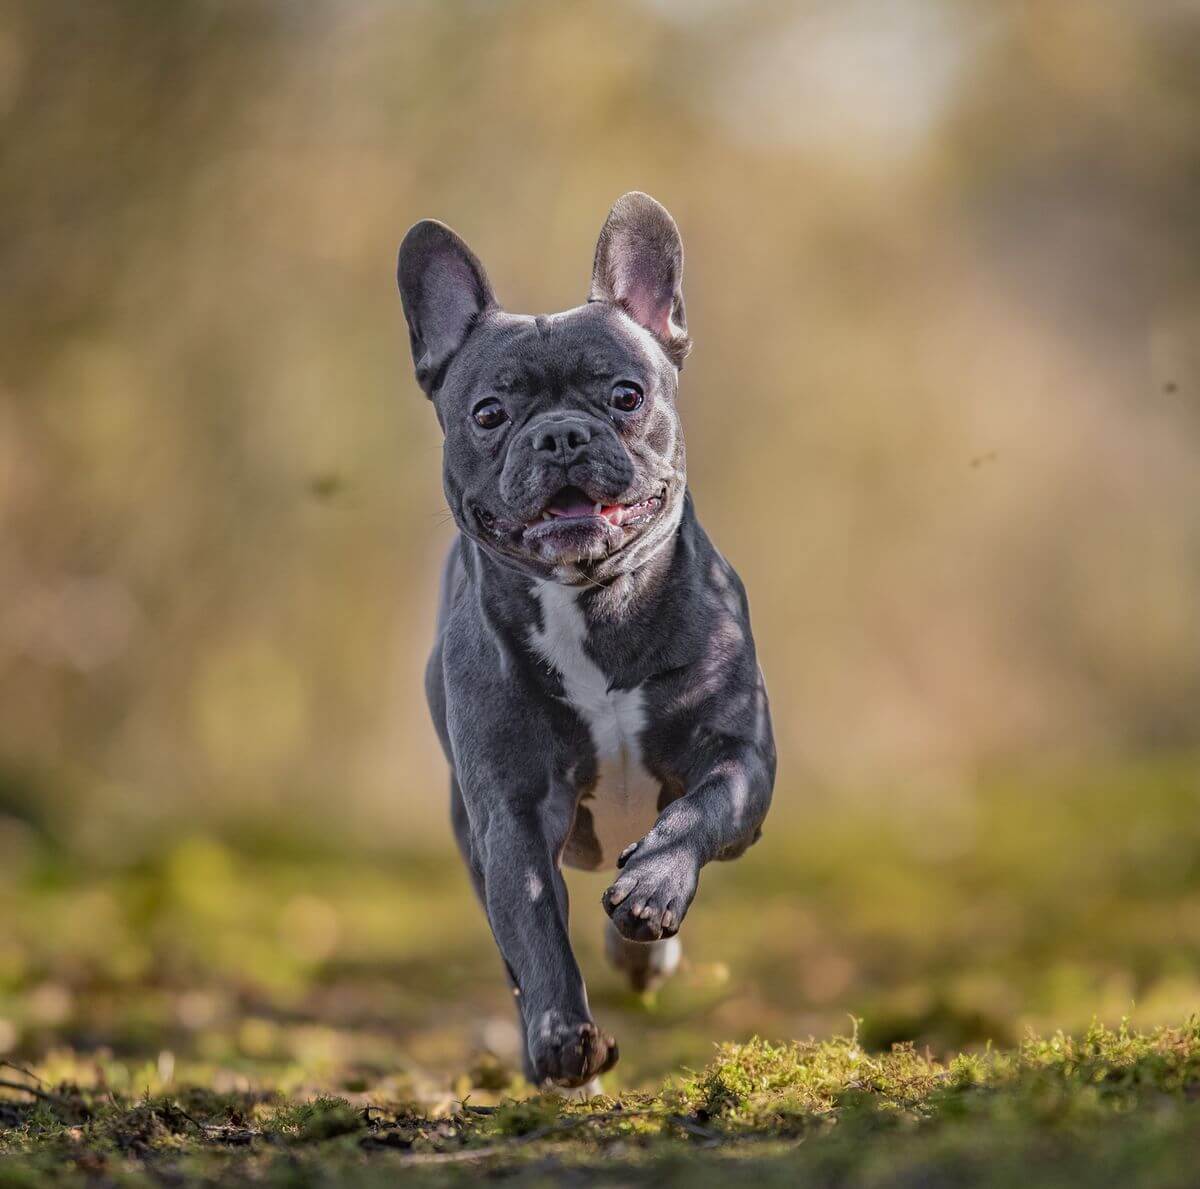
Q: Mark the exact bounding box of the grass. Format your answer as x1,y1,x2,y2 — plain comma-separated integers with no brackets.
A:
5,1022,1200,1185
2,755,1200,1183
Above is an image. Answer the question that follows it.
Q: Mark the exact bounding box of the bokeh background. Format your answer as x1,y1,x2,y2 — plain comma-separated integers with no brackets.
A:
1,0,1199,1094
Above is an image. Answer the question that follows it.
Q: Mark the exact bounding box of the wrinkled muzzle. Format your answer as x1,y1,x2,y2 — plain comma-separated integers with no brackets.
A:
499,414,636,520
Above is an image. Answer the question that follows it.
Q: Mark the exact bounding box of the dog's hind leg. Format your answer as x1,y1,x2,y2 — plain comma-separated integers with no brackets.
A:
604,919,682,993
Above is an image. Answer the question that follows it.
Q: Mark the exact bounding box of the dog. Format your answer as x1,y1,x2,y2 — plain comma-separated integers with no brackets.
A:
396,193,776,1090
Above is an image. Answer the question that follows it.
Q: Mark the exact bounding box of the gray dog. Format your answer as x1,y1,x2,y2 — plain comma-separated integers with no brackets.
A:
396,193,776,1090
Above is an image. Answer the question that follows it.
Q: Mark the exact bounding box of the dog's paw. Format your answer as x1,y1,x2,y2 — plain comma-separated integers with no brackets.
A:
602,837,699,942
605,920,683,993
528,1014,618,1088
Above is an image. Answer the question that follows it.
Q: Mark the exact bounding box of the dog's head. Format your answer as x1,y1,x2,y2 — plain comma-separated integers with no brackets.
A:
397,193,690,584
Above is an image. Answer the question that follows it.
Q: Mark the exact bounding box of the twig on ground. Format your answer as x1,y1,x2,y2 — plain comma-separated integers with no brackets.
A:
0,1078,71,1107
667,1113,722,1145
1,1060,46,1086
168,1102,213,1135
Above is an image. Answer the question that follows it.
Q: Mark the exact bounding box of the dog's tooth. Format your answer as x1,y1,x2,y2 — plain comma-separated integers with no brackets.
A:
542,512,552,522
594,503,602,515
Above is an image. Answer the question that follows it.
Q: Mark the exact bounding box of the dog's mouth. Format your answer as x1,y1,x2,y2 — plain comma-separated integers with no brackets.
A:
470,484,669,565
523,485,664,534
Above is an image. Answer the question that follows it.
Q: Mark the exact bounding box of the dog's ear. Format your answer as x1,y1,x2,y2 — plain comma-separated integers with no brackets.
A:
397,220,496,397
589,192,690,367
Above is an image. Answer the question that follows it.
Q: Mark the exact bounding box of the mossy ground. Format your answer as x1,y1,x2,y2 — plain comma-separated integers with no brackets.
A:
5,1022,1200,1185
2,757,1200,1184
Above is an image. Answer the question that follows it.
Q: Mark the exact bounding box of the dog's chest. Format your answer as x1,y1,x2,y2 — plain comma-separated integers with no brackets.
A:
529,582,660,871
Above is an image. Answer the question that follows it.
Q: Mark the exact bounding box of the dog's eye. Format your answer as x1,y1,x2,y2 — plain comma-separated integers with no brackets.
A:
611,382,643,413
472,399,508,429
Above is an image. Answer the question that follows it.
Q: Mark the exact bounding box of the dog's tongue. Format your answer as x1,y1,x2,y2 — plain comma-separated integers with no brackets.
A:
546,486,597,518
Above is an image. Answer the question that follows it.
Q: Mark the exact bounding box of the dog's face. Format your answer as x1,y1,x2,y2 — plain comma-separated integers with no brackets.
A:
397,194,691,583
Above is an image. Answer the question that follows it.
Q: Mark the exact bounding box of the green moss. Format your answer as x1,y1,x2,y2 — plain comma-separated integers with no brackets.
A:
490,1095,563,1137
671,1029,946,1127
268,1095,364,1143
6,1021,1200,1185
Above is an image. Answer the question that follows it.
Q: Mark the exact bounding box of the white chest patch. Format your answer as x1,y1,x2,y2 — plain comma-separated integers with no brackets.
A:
529,581,660,870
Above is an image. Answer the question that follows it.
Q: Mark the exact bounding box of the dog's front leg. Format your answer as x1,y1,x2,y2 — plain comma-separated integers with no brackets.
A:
475,796,617,1088
603,732,775,942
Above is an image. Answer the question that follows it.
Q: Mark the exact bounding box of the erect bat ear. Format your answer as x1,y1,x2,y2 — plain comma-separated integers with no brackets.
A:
397,219,497,397
589,192,690,367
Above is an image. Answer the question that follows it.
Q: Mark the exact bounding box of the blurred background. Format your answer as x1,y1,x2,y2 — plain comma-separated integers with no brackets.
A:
1,0,1199,1093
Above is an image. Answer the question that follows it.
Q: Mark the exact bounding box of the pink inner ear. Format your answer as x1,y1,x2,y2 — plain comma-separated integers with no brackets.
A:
608,234,679,341
624,290,672,339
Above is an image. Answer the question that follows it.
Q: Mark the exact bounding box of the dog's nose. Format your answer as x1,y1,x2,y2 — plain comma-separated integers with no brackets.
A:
532,418,592,463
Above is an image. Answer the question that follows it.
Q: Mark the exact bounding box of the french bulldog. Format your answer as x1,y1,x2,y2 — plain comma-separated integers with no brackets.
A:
396,193,776,1090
